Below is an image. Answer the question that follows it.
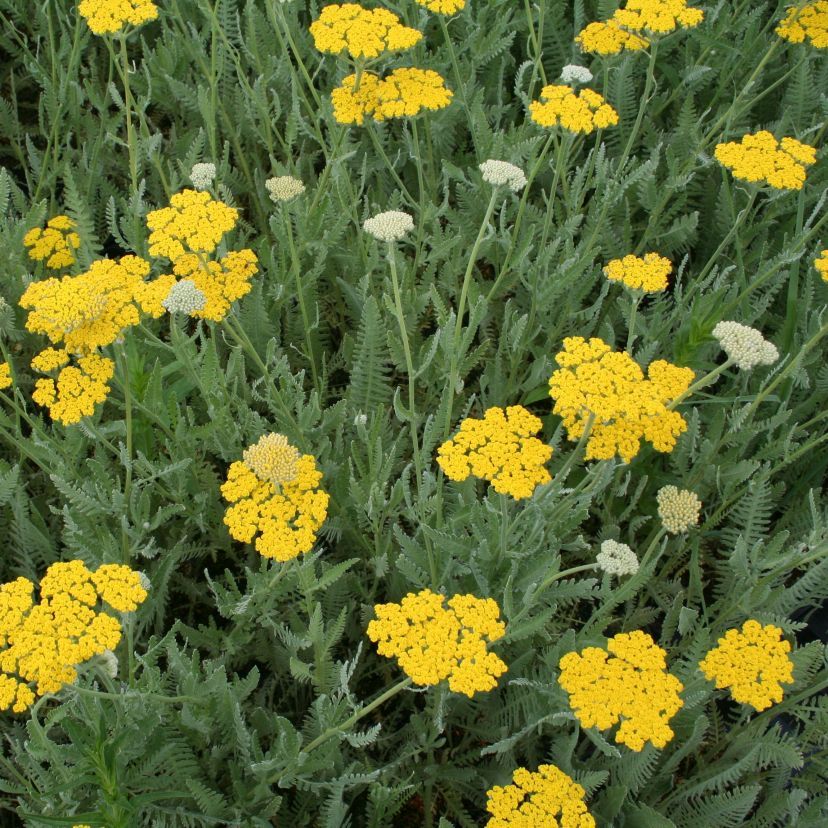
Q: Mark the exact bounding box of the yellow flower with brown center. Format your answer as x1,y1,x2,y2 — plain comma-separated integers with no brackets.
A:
699,620,794,710
529,85,619,134
23,215,81,269
367,589,507,697
559,631,684,751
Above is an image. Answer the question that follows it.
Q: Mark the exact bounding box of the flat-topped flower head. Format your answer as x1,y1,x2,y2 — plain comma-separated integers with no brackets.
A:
560,64,594,84
597,539,639,577
548,337,694,462
558,630,684,751
656,485,701,533
575,19,650,55
146,189,239,263
699,620,794,710
485,764,595,828
614,0,704,34
0,562,147,713
310,4,422,59
777,1,828,48
479,160,528,192
31,353,114,425
222,439,329,562
603,253,671,292
243,433,300,486
162,279,207,315
0,364,11,391
712,321,779,370
190,163,216,191
437,405,552,500
363,210,414,242
266,175,306,203
414,0,465,13
332,69,452,124
816,250,828,281
714,131,817,190
78,0,158,34
367,589,507,697
529,85,619,134
23,216,81,269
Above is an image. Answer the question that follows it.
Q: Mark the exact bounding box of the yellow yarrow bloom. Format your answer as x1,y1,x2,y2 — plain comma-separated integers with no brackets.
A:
559,631,684,751
309,4,422,58
485,764,595,828
31,348,70,373
576,19,650,55
699,620,794,711
816,249,828,281
777,1,828,48
614,0,704,34
367,589,507,697
0,562,147,712
714,131,817,190
331,69,453,124
0,363,11,390
603,253,671,292
529,85,619,134
548,337,694,463
77,0,158,35
23,215,81,269
221,436,329,562
31,353,115,425
146,189,239,263
414,0,465,13
437,405,552,500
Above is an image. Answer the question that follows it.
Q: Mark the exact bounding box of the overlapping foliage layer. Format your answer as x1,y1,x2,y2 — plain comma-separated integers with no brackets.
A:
0,0,827,825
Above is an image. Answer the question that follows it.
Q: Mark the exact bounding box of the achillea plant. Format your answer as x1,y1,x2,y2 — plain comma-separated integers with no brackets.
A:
529,85,619,133
777,1,828,48
309,4,422,58
714,131,817,189
23,216,80,269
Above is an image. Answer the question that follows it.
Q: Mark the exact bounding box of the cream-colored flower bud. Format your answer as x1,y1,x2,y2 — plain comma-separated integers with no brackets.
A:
597,539,639,576
712,321,779,370
657,485,701,534
363,210,414,242
266,175,306,203
190,162,216,190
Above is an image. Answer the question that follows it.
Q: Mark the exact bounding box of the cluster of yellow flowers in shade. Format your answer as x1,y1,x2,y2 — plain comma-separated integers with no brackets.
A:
0,561,147,713
0,364,11,390
19,252,172,424
548,337,694,463
415,0,465,13
146,190,258,322
437,406,552,500
332,68,453,124
529,85,619,134
777,1,828,48
22,215,80,269
604,253,671,292
77,0,158,35
714,131,817,190
576,0,703,55
367,589,507,697
559,631,684,751
699,621,794,710
221,434,330,562
485,764,595,828
309,4,421,58
816,250,828,281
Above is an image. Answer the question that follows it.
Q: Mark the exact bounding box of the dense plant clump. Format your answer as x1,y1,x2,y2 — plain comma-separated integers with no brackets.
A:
0,0,826,826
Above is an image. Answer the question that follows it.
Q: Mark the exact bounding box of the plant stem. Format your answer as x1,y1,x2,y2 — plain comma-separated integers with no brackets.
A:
118,35,138,194
114,348,133,564
626,294,642,353
669,358,735,408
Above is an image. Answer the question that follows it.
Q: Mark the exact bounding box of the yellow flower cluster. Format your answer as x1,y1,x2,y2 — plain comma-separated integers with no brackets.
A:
23,216,81,269
436,406,552,500
0,561,147,713
559,631,684,751
485,764,595,828
603,253,671,292
31,353,115,426
714,131,817,190
0,363,11,390
699,620,794,711
367,589,507,697
529,85,619,134
576,0,702,54
77,0,159,35
816,250,828,281
332,68,453,124
777,1,828,48
221,435,329,562
415,0,465,13
309,4,422,58
146,190,258,321
548,337,694,462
